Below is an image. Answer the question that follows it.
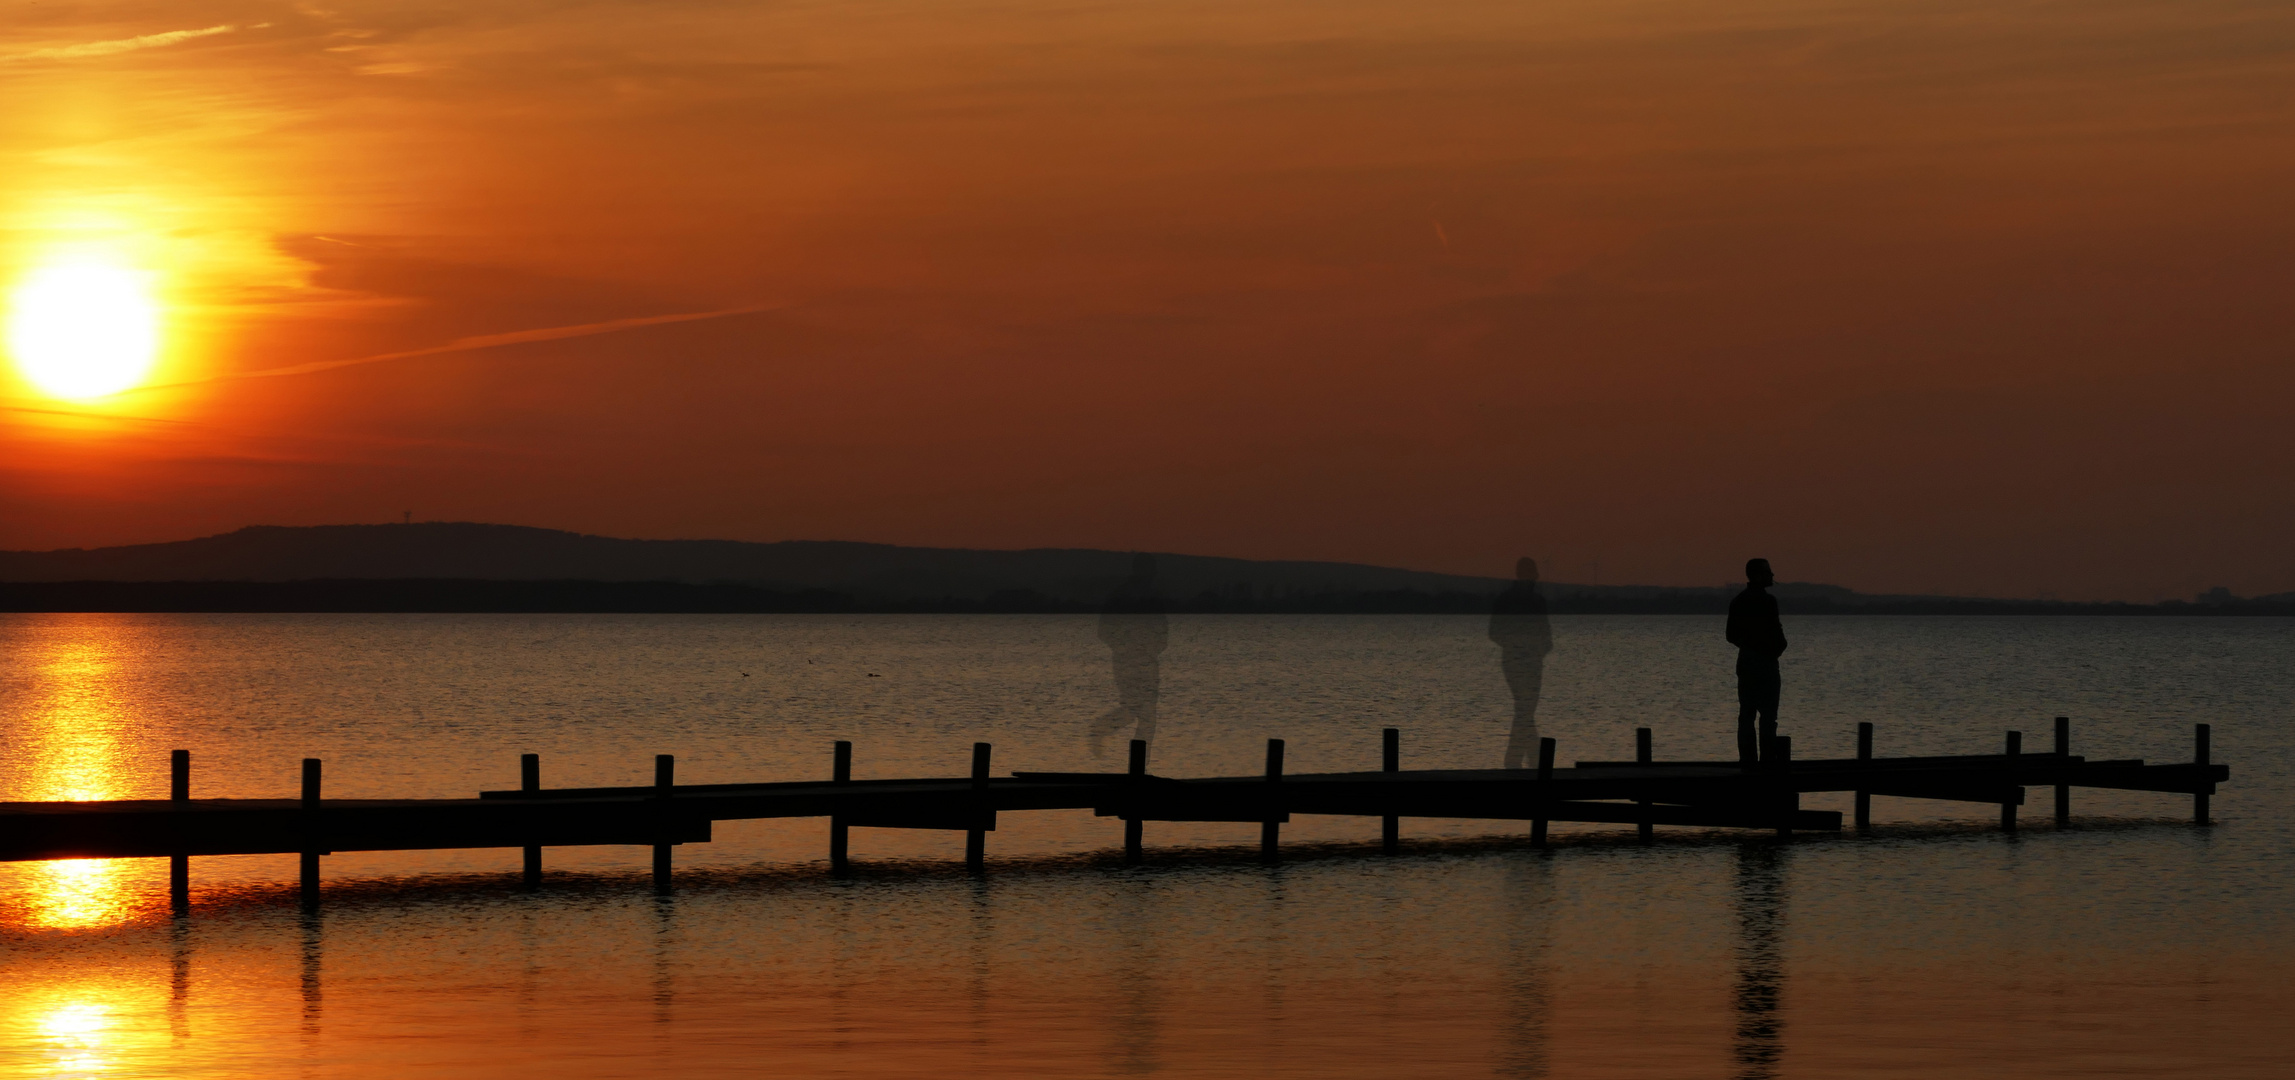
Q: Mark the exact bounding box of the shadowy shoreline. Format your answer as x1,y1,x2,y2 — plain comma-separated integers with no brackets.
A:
3,578,2292,615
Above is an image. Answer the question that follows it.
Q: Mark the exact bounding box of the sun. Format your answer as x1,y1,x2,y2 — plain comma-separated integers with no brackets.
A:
6,256,162,400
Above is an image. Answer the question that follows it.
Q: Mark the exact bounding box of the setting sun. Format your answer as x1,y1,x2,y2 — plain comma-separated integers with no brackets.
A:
6,257,161,400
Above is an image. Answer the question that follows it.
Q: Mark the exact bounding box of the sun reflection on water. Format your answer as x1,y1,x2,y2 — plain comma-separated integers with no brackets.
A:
1,981,173,1080
35,1001,115,1077
20,860,137,931
2,617,152,931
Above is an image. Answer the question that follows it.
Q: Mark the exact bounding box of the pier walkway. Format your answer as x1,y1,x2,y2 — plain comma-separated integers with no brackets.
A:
0,719,2227,910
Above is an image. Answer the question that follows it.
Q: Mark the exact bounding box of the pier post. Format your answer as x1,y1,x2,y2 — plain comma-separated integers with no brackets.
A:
2002,731,2021,834
1854,722,1873,832
1770,737,1793,839
830,741,852,872
1635,727,1653,844
170,750,190,915
1261,738,1284,864
1125,739,1147,865
521,754,542,888
1382,727,1400,855
967,742,991,872
2054,716,2071,826
1530,737,1555,848
300,758,322,908
653,754,674,895
2194,723,2212,826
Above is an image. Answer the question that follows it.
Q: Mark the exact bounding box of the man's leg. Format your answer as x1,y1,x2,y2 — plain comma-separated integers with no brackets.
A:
1502,656,1542,768
1504,701,1539,768
1754,664,1782,759
1737,674,1761,765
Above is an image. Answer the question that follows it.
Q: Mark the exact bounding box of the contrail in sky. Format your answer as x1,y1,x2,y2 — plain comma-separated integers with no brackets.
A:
126,305,783,394
5,24,249,62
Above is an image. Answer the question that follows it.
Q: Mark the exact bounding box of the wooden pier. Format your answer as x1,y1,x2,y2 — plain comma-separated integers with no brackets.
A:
0,720,2227,911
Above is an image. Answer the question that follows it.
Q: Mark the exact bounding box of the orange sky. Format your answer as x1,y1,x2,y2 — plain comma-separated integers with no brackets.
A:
1,0,2289,600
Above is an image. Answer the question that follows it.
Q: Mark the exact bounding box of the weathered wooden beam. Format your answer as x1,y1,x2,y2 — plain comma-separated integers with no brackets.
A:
1856,784,2027,805
2195,724,2212,826
521,753,542,889
0,799,715,861
1577,753,2080,772
830,740,852,872
1261,738,1284,864
2002,731,2021,833
1635,727,1653,844
2037,762,2226,794
1531,737,1555,848
1854,722,1872,832
170,750,190,915
300,758,322,908
966,742,991,872
1382,727,1400,855
2054,716,2071,826
653,754,674,895
1126,740,1147,864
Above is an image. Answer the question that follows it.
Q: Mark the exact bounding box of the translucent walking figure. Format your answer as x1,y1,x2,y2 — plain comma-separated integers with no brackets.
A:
1089,553,1167,758
1491,557,1552,769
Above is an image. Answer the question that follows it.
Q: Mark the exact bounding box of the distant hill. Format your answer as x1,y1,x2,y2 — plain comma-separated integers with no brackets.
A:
0,523,1513,607
0,523,2287,614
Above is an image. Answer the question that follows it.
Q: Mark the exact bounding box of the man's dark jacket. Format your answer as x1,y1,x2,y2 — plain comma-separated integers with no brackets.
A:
1726,587,1787,661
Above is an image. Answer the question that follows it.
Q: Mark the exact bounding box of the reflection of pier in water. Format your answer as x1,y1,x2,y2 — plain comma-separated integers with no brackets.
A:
1497,858,1552,1079
1731,843,1786,1080
0,722,2227,910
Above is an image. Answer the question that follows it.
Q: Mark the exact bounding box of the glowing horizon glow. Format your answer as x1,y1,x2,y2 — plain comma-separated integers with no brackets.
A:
6,256,162,401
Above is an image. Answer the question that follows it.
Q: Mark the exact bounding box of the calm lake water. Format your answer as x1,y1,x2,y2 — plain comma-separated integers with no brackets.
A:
0,614,2288,1078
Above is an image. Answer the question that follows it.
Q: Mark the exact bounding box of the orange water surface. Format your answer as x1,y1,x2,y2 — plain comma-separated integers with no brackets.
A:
0,613,2288,1077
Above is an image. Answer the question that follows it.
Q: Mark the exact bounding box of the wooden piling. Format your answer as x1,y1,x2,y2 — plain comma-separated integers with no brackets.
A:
1771,737,1793,839
1261,738,1284,864
299,758,321,907
653,754,674,894
1635,727,1653,844
520,754,542,888
2195,723,2211,826
830,741,852,871
1125,740,1147,864
1854,722,1873,832
2054,716,2071,826
967,742,991,872
1530,737,1555,848
1382,727,1400,855
2002,730,2021,834
170,751,190,914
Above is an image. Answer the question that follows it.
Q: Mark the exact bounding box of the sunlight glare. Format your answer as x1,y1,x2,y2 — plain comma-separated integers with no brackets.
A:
6,257,161,400
35,1000,116,1077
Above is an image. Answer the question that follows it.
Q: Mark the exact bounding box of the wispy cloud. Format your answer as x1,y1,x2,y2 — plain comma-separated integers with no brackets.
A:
6,24,246,63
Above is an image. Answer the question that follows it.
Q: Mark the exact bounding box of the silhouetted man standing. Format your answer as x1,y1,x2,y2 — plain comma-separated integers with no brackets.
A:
1727,558,1787,764
1490,557,1553,769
